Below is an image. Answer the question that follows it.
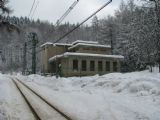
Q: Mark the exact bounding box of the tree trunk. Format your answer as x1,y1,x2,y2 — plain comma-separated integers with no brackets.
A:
159,62,160,72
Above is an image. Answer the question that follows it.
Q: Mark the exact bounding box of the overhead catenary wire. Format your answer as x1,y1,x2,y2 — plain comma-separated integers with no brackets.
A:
31,1,39,20
28,0,36,18
23,0,39,74
56,0,79,26
33,0,112,52
54,0,112,43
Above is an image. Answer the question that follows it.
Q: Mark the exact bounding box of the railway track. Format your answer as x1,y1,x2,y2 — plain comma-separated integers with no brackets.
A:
12,78,73,120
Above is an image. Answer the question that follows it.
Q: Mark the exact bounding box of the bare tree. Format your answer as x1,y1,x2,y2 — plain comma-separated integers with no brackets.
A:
0,0,19,33
0,0,11,20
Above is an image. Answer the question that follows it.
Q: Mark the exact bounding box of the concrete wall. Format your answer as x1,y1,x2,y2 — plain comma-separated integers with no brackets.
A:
41,45,68,73
60,56,121,77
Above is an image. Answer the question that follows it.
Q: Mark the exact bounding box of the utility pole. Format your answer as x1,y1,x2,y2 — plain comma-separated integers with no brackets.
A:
10,47,13,74
110,28,113,55
23,42,27,75
155,1,160,72
150,0,160,72
30,32,38,74
28,32,38,74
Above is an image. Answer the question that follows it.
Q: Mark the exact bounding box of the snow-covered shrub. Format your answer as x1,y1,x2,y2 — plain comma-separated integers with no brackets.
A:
156,90,160,96
149,88,158,95
129,81,154,94
137,91,150,96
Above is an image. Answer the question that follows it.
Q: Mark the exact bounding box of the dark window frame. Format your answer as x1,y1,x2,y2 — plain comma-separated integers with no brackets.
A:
90,60,95,71
98,61,103,71
106,61,110,71
81,60,87,71
73,59,78,71
113,62,118,72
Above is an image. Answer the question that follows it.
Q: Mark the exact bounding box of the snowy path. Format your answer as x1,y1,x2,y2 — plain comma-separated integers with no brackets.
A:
0,75,36,120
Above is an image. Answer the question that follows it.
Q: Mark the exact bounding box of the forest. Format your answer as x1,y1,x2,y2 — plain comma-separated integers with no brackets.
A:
0,0,160,73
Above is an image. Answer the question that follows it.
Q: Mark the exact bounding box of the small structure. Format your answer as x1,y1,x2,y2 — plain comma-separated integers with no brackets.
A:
40,40,124,77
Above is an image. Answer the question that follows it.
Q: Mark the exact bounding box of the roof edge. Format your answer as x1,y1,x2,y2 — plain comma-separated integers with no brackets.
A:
49,52,124,63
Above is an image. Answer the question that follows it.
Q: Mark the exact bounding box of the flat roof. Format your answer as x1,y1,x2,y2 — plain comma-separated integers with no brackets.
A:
49,52,124,62
72,40,98,45
68,43,111,50
40,42,53,48
40,40,111,51
53,43,72,46
40,42,72,48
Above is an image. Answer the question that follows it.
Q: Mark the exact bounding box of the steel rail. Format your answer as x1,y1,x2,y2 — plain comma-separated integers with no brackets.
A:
13,78,72,120
12,79,41,120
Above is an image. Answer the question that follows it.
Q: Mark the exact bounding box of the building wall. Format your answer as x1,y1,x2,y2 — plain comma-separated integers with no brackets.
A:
41,43,122,77
60,56,121,77
41,45,68,73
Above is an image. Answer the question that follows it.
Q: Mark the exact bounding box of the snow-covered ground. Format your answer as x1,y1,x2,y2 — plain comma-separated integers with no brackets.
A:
0,73,36,120
0,68,159,120
14,68,160,120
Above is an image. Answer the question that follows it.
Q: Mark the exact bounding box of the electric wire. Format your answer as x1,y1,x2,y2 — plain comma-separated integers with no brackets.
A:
56,0,79,26
28,0,36,18
54,0,112,43
31,1,39,20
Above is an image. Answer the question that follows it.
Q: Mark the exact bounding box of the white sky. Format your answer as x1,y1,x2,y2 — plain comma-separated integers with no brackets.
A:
9,0,136,24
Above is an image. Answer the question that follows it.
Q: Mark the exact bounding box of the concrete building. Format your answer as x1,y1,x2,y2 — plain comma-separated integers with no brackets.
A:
40,40,124,77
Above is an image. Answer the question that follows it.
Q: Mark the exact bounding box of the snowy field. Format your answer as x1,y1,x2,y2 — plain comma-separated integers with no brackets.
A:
0,68,160,120
16,68,160,120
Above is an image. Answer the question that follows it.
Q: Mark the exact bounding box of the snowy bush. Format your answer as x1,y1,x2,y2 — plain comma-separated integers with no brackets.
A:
129,82,154,94
137,91,150,96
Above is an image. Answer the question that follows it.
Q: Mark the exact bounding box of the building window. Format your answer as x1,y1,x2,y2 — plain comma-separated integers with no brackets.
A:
106,61,110,71
113,62,118,72
73,60,78,71
81,60,87,71
98,61,103,71
90,61,95,71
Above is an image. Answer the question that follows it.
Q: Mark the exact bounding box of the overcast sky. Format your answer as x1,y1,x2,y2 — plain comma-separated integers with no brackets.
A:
9,0,133,24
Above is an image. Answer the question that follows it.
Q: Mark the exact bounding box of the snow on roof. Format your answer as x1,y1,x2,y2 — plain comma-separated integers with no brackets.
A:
72,40,98,45
53,43,72,46
40,42,53,47
49,52,124,62
40,40,110,49
40,42,72,48
68,43,111,50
